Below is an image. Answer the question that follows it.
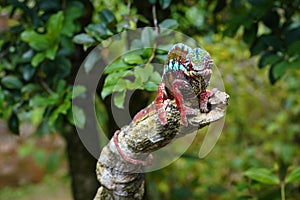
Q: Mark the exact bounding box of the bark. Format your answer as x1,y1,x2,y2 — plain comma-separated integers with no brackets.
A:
94,90,229,199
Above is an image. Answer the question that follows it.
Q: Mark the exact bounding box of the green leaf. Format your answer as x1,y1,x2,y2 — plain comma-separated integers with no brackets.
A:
143,82,158,91
72,85,86,99
113,91,126,109
286,167,300,183
102,78,129,99
141,27,155,47
29,94,60,107
21,84,40,93
126,79,143,90
287,40,300,55
258,52,282,68
148,0,157,4
72,105,86,129
159,0,172,9
104,59,134,74
289,58,300,69
21,30,50,51
123,54,144,65
269,61,288,84
45,44,59,60
159,19,179,30
1,75,23,89
149,71,162,84
134,65,153,82
47,11,64,38
83,49,99,73
98,8,115,24
49,101,71,126
8,111,19,135
36,120,50,136
73,33,95,45
20,65,36,81
31,107,45,125
32,52,46,67
85,23,112,40
61,1,84,37
103,71,134,88
244,168,279,185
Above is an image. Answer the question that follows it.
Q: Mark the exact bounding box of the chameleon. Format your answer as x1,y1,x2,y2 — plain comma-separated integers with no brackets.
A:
133,43,214,127
113,43,214,165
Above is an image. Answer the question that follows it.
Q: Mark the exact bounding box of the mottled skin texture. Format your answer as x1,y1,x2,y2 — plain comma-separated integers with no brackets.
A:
133,43,213,127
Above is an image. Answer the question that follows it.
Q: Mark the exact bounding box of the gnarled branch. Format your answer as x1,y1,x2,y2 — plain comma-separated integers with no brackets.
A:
94,89,229,200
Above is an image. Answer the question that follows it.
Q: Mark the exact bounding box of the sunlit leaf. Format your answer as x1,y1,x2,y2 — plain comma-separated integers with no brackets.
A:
72,105,86,129
286,167,300,184
149,71,162,84
32,52,46,67
21,30,50,51
104,59,134,74
244,168,279,185
72,85,86,99
113,91,126,109
29,94,60,107
73,33,95,45
134,65,153,82
159,19,178,34
47,11,64,38
49,101,71,126
123,54,144,65
143,82,158,91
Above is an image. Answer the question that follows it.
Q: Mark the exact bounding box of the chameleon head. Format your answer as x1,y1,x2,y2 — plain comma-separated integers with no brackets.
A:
186,47,213,87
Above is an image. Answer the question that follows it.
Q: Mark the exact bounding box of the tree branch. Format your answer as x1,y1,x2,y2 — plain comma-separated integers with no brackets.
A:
94,89,229,200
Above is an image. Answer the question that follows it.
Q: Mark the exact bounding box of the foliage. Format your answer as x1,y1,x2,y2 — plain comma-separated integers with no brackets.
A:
0,0,86,134
212,0,300,84
1,0,300,199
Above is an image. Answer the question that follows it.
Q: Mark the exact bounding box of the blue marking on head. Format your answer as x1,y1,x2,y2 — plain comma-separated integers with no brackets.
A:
164,59,188,74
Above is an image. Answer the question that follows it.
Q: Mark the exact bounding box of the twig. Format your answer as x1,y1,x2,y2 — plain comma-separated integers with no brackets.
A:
127,0,131,15
39,79,54,94
152,4,159,33
145,42,157,67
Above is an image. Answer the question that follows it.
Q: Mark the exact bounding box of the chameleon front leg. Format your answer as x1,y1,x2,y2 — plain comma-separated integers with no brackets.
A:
199,89,215,112
172,79,199,127
155,82,169,125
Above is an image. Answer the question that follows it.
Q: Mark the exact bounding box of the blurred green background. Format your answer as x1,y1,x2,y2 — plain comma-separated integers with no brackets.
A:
0,0,299,200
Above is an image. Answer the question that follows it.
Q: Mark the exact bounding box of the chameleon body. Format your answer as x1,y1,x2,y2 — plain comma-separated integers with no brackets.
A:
114,43,213,165
133,43,213,127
